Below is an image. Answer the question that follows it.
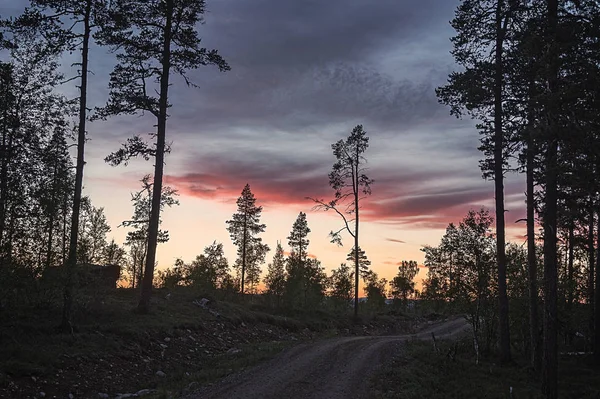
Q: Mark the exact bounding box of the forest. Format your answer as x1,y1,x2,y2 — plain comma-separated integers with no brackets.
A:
1,0,600,399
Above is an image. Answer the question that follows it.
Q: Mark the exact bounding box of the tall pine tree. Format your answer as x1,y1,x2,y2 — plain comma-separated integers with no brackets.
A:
96,0,229,312
226,184,269,294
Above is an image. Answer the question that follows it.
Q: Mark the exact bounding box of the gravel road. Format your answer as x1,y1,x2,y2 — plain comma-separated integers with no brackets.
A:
188,317,470,399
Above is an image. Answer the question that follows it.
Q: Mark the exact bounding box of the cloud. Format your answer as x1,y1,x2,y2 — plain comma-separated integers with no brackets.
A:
165,144,527,229
386,238,406,244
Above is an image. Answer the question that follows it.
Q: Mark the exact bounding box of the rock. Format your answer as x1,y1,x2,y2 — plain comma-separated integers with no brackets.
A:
31,376,37,382
68,394,74,399
187,381,199,391
98,394,109,399
163,337,171,343
159,344,168,349
241,322,246,328
135,389,156,396
39,393,46,398
155,370,166,378
227,348,242,355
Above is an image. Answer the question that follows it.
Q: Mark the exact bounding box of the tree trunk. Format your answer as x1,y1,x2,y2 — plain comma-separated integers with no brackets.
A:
526,108,541,371
241,213,247,295
588,205,595,339
595,209,600,362
494,0,511,364
566,223,574,345
353,148,360,319
45,171,58,270
0,67,12,265
137,0,173,313
61,0,91,331
543,1,558,397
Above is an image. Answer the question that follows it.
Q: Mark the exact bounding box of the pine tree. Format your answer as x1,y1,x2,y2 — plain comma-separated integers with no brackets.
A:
345,246,371,280
96,0,229,313
288,212,310,263
226,184,269,294
309,124,373,318
435,0,523,364
264,242,287,306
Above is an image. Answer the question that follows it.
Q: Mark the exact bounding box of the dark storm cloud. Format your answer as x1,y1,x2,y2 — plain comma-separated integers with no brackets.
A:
163,0,461,134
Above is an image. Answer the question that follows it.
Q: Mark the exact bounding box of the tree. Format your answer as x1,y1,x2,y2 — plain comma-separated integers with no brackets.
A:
309,124,373,318
436,0,522,364
391,260,419,301
329,263,353,310
288,212,311,263
77,197,111,264
363,271,387,312
185,241,230,292
226,184,269,294
542,1,559,396
264,242,286,306
96,0,229,313
9,0,113,330
122,174,178,288
102,239,126,266
346,246,371,280
422,209,497,360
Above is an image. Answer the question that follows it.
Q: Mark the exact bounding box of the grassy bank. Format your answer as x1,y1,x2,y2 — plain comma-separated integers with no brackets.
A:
370,337,600,399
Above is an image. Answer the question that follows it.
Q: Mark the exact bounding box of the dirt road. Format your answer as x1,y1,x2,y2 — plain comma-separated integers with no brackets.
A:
188,317,470,399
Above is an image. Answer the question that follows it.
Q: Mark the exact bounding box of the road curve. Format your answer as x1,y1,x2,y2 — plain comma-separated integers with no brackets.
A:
187,317,470,399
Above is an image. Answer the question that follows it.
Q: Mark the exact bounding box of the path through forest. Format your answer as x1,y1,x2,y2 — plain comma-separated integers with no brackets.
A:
187,317,470,399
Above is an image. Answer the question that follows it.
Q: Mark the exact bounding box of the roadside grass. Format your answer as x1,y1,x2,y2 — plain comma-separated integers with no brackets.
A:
370,338,600,399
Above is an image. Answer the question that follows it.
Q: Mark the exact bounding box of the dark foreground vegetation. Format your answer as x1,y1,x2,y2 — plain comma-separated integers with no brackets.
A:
371,338,600,399
0,286,422,399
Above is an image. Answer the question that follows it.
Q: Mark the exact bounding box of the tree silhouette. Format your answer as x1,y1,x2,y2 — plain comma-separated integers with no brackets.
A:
226,184,268,295
96,0,229,313
264,242,286,307
329,263,353,310
288,212,311,264
391,261,419,301
436,0,523,364
122,174,178,289
345,246,371,281
8,0,111,330
309,124,373,318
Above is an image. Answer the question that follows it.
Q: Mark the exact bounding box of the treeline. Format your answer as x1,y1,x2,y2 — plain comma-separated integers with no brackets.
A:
155,190,421,314
437,1,600,398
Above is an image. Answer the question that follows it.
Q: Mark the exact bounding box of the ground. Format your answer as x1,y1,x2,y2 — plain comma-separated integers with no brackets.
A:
0,287,421,399
187,317,469,399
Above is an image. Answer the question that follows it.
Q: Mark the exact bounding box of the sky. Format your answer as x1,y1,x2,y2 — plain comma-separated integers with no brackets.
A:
2,0,527,286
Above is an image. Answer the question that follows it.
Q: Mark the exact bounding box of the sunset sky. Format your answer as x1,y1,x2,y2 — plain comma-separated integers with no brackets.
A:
3,0,527,285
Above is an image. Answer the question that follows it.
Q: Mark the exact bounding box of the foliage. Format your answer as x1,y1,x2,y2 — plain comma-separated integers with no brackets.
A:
390,260,419,301
226,184,269,294
329,263,354,310
363,271,387,312
264,242,287,306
